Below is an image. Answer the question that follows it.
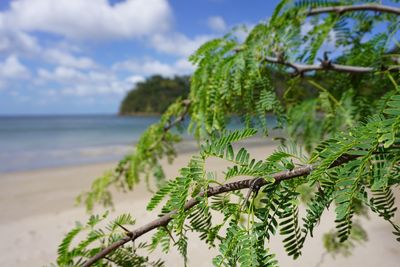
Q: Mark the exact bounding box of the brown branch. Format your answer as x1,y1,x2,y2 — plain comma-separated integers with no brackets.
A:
163,99,191,132
87,99,191,203
307,4,400,16
263,4,400,75
264,56,392,75
82,153,361,266
147,99,191,152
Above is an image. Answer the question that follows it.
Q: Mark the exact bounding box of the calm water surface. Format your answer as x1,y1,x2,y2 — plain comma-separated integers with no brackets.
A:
0,115,160,172
0,115,277,172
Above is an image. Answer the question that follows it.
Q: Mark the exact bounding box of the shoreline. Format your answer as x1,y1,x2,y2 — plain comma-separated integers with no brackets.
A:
0,136,277,174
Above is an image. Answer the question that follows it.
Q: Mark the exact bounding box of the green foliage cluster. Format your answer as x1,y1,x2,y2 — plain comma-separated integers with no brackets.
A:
59,1,400,266
119,75,190,115
55,212,165,267
77,99,188,211
144,96,399,265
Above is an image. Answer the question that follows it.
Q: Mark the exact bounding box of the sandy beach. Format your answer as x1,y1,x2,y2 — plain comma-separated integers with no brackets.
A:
0,141,399,267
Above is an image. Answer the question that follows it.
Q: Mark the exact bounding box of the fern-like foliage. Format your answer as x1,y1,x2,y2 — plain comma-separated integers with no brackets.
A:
370,187,397,220
56,212,164,267
76,99,189,211
60,1,400,266
277,189,303,258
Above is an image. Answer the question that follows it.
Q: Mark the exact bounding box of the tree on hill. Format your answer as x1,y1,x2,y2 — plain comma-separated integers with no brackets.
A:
119,75,190,115
58,1,400,266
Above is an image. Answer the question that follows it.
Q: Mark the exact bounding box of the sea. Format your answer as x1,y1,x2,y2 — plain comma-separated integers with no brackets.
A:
0,115,278,173
0,115,161,172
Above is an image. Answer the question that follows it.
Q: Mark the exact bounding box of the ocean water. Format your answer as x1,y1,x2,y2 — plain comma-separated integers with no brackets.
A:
0,115,278,173
0,115,160,172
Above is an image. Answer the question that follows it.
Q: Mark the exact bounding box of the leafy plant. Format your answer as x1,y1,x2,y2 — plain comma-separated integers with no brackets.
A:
58,1,400,266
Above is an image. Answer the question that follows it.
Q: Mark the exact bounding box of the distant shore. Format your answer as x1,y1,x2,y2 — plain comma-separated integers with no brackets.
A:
118,112,163,116
0,139,399,267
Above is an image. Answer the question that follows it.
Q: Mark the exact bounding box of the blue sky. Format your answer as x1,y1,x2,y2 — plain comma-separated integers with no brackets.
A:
0,0,397,115
0,0,281,114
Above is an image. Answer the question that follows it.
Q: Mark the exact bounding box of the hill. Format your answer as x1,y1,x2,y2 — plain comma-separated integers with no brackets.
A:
119,75,190,115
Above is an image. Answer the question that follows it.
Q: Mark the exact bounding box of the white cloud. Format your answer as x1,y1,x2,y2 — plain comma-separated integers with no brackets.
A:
36,66,144,96
113,58,195,76
0,0,217,107
174,58,196,72
0,55,30,79
207,16,227,32
38,66,86,83
150,33,214,57
0,29,41,55
0,27,98,70
0,38,9,51
39,57,194,97
44,49,97,69
125,75,145,84
1,0,172,40
61,77,143,96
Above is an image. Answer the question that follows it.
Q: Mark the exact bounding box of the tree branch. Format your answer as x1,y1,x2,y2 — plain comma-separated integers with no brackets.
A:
262,4,400,75
264,56,379,75
147,99,191,152
307,4,400,16
82,153,360,266
163,99,191,132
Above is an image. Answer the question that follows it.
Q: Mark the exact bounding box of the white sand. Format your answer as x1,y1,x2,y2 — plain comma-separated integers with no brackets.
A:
0,142,399,266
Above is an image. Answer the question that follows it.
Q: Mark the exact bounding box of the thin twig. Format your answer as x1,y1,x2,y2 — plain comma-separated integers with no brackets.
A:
104,256,117,264
163,225,176,243
115,222,133,238
147,99,191,152
163,99,191,132
241,177,265,210
315,251,328,267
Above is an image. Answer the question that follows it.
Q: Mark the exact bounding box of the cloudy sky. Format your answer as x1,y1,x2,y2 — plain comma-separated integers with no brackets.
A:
0,0,284,114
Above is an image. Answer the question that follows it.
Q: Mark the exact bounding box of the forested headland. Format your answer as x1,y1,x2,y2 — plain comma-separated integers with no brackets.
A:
119,75,190,115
